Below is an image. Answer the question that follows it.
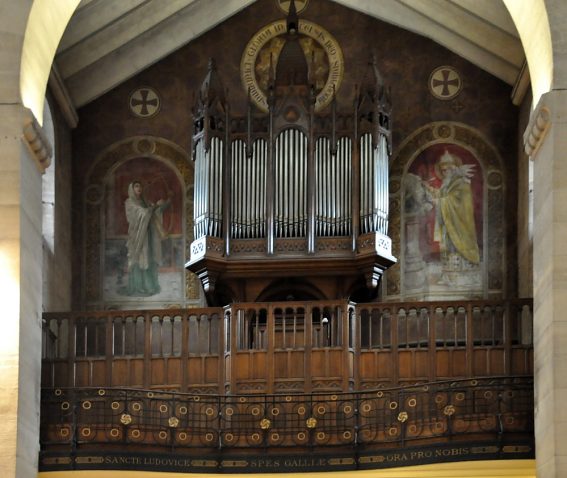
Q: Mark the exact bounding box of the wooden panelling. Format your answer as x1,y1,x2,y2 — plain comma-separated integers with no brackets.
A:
42,300,533,393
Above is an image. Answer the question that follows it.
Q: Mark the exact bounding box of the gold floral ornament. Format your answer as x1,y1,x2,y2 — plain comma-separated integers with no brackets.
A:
168,417,179,428
397,411,408,423
306,417,317,429
443,405,456,416
260,418,271,430
120,413,132,425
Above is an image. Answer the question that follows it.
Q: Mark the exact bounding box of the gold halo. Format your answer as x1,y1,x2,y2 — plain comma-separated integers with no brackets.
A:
226,407,234,416
60,427,70,437
456,393,465,401
225,433,234,442
271,407,280,416
98,389,106,396
61,402,70,411
297,406,306,415
251,433,261,441
147,392,154,398
80,427,91,437
275,0,310,15
132,402,142,412
251,407,261,416
376,391,384,398
159,404,168,413
362,403,372,413
179,406,188,415
82,401,92,410
111,401,120,410
239,397,247,403
131,429,141,438
205,432,214,442
388,426,398,436
54,389,62,396
178,432,188,441
240,20,344,113
317,405,326,415
389,401,398,410
408,398,417,408
343,405,352,414
285,396,292,402
342,430,352,440
110,428,120,438
271,432,280,441
330,395,338,401
297,432,306,440
205,407,215,417
158,431,168,440
316,432,326,440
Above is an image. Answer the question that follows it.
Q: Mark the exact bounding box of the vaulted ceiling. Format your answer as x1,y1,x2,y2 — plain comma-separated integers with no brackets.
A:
54,0,524,109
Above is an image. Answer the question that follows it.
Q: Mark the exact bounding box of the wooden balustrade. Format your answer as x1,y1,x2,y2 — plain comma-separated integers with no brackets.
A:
42,299,533,394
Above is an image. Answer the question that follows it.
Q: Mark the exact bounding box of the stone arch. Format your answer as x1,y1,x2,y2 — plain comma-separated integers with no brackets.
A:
386,122,506,301
20,0,81,123
503,0,553,106
82,136,198,309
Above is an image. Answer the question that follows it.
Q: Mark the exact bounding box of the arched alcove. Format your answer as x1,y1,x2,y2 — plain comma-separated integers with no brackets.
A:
82,136,198,310
386,122,506,301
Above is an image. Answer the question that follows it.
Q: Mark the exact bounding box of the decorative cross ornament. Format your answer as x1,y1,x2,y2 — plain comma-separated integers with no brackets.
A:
429,66,462,100
129,87,161,118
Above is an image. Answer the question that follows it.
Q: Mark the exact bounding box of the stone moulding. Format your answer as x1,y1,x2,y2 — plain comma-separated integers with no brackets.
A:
524,105,550,157
22,111,52,173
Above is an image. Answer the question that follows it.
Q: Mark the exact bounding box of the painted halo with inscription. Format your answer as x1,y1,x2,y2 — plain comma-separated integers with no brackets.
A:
240,20,344,113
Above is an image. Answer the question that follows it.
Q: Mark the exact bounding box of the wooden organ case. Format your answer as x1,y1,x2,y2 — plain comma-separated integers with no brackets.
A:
187,24,396,306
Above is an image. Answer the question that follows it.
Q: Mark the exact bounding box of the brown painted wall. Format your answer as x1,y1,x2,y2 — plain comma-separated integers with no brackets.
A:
72,0,520,307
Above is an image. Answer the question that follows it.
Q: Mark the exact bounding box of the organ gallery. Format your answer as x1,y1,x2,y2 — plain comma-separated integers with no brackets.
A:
38,0,534,474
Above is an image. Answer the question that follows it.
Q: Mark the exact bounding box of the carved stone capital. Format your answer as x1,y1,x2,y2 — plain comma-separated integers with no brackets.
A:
22,112,53,173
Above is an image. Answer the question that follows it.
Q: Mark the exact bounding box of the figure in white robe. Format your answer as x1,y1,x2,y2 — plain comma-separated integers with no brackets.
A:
122,181,169,296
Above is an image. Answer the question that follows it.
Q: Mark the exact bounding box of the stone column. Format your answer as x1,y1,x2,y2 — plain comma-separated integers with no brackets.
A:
0,104,51,478
525,89,567,477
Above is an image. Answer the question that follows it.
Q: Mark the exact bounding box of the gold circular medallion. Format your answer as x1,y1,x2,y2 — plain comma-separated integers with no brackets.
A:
240,20,343,113
276,0,309,14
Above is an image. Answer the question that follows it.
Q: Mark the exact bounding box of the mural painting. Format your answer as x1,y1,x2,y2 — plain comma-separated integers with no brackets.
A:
403,143,483,297
103,157,185,307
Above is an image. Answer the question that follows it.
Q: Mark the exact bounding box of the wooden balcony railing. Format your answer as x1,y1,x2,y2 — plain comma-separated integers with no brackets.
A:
42,299,533,394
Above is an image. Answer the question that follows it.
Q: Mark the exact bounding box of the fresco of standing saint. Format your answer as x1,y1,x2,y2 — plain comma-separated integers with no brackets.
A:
123,180,171,296
403,144,483,296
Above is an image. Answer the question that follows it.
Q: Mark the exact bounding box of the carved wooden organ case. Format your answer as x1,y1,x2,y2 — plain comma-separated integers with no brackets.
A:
187,28,396,305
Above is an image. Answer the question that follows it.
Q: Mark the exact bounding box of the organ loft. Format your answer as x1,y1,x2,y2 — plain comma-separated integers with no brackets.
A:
39,1,535,474
187,7,395,306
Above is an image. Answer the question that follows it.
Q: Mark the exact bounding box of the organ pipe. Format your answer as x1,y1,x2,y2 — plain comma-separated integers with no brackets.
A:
191,56,392,254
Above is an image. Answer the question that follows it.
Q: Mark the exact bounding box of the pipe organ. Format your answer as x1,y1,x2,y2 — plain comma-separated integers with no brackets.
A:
187,53,396,305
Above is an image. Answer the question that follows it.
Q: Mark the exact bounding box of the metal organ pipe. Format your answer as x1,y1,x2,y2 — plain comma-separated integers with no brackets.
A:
275,129,307,238
230,139,267,239
359,132,389,235
194,137,224,239
315,136,352,237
